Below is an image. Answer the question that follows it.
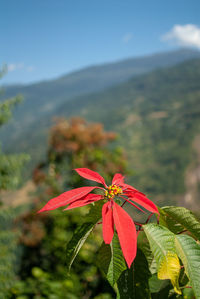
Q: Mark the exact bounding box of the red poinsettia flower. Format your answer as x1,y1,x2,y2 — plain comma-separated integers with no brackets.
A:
38,168,159,268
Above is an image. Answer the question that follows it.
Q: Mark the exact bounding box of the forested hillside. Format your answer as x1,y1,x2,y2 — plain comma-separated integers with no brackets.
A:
2,52,200,208
1,49,200,152
58,58,200,208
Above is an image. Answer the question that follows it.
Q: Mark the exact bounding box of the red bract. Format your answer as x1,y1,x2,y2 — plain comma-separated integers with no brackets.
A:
38,168,159,267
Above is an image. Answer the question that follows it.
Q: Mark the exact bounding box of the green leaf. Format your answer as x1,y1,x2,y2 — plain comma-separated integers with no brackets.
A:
97,242,111,276
149,273,169,293
151,287,172,299
85,200,104,223
158,207,183,234
66,222,95,272
97,233,126,287
182,285,195,299
159,206,200,240
117,266,135,299
149,274,171,299
175,234,200,299
66,200,104,272
117,249,151,299
137,231,157,274
143,224,181,294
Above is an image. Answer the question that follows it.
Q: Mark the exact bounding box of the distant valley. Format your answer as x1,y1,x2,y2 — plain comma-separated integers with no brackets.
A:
1,49,200,208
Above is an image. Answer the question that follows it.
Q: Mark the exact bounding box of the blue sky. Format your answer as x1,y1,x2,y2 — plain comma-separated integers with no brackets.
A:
1,0,200,84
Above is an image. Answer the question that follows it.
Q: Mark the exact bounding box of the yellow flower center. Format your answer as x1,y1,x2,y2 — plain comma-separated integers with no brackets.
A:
105,184,122,199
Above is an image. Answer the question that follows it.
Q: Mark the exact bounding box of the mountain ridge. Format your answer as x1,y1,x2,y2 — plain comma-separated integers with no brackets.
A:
3,48,200,89
1,50,200,209
14,58,200,207
1,48,200,143
57,58,200,207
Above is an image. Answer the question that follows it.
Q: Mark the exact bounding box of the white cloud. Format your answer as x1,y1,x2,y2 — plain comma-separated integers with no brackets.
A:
7,63,35,72
162,24,200,48
122,33,133,43
26,66,35,72
8,63,24,72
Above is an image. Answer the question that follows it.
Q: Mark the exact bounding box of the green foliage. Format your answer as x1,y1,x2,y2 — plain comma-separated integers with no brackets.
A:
0,70,29,298
2,52,200,208
0,207,21,298
159,206,200,239
66,223,97,272
2,49,198,157
0,150,29,190
181,286,195,299
143,224,181,294
175,234,200,299
3,50,200,297
11,181,200,298
58,58,200,205
85,200,105,223
66,200,105,273
137,230,157,274
117,249,151,299
158,205,200,298
11,266,81,299
149,273,171,296
8,118,126,298
10,205,115,299
66,204,200,298
97,233,126,287
0,96,22,126
0,71,29,191
135,206,200,298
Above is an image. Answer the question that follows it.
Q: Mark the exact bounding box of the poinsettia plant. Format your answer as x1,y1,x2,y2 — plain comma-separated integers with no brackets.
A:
38,168,200,298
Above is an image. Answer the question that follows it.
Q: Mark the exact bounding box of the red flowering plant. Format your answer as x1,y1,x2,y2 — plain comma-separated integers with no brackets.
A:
38,168,159,268
37,168,200,297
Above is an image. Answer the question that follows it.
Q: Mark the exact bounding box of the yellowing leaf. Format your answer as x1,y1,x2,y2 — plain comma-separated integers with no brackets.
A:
143,224,181,295
158,251,181,294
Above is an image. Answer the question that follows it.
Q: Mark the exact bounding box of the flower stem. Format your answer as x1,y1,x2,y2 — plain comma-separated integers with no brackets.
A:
145,213,154,224
177,230,187,234
121,201,127,208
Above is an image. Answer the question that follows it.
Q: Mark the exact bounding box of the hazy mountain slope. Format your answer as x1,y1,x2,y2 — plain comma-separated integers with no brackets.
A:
1,49,200,145
2,53,200,208
54,58,200,207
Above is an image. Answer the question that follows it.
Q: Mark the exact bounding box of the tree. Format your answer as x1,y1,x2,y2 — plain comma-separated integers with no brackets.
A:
0,67,29,297
11,117,128,298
